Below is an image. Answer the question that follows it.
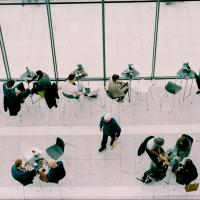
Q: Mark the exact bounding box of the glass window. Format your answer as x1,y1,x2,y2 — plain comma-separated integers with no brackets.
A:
105,3,155,78
0,5,55,79
51,4,103,79
156,1,200,76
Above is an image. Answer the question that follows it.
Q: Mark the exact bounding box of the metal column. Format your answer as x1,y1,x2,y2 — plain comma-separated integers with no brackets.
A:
102,0,107,88
151,0,160,79
0,25,11,79
46,0,59,83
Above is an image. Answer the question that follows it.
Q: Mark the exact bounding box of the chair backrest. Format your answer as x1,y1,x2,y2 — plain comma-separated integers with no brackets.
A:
106,90,117,99
165,81,182,94
56,137,65,152
38,90,45,98
62,92,78,99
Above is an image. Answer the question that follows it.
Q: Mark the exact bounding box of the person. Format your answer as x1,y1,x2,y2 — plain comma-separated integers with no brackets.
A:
173,159,198,185
3,79,30,115
140,137,169,183
11,159,36,186
167,135,192,167
73,64,88,79
107,74,129,103
59,73,83,98
31,70,51,94
39,160,66,183
20,67,36,82
3,79,30,104
98,113,121,152
193,70,200,94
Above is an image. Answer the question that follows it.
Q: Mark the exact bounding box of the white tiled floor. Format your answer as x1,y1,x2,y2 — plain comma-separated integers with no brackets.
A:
0,84,200,199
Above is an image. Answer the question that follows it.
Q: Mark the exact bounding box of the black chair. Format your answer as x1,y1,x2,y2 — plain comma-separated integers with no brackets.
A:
106,90,118,100
46,137,65,160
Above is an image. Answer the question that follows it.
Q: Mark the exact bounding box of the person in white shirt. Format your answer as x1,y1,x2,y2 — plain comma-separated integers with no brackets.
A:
60,73,83,98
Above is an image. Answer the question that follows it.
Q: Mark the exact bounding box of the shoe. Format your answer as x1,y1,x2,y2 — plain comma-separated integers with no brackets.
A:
110,141,115,146
98,147,106,152
117,99,124,103
196,91,200,94
144,177,152,183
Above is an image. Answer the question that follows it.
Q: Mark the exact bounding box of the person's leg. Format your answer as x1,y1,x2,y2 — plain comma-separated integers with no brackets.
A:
110,135,116,146
194,73,200,93
99,134,108,152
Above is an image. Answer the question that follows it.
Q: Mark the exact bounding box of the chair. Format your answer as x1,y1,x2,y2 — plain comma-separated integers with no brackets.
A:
162,81,182,112
165,81,182,95
31,90,45,106
134,79,154,111
62,92,81,118
46,137,65,160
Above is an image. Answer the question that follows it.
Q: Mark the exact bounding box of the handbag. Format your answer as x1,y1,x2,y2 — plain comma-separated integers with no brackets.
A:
185,183,199,192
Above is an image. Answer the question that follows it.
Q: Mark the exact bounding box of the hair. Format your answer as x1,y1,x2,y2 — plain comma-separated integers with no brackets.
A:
15,159,22,168
112,74,120,82
6,79,15,88
176,136,190,151
36,70,43,79
48,159,57,168
184,159,193,169
104,113,112,122
68,73,76,81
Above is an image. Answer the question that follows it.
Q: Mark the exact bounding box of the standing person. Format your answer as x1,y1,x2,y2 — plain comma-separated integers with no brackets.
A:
173,159,198,185
98,113,121,152
167,134,192,168
139,137,169,183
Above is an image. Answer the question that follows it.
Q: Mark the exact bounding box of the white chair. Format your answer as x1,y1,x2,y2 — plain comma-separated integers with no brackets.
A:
134,79,154,111
62,92,82,118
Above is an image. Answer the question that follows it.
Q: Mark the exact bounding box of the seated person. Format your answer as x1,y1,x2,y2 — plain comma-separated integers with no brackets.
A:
3,79,30,105
20,67,36,82
73,64,88,79
59,73,83,98
11,159,36,186
141,137,169,183
173,159,198,185
39,160,66,183
31,70,51,94
107,74,129,102
167,135,192,167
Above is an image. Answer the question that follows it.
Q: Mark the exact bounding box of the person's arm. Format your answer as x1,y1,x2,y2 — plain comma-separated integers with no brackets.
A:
99,117,104,131
114,119,121,137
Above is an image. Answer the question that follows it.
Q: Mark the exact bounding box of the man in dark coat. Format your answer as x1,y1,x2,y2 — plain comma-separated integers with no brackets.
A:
39,160,66,183
3,79,30,115
174,159,198,185
98,113,121,152
11,159,36,186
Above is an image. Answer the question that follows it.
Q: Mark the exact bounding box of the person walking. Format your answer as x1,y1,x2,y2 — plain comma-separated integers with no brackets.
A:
98,113,121,152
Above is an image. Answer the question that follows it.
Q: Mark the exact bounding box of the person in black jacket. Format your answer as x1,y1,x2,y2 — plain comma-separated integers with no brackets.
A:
3,79,30,115
98,113,121,152
11,159,36,186
174,159,198,185
39,160,66,183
